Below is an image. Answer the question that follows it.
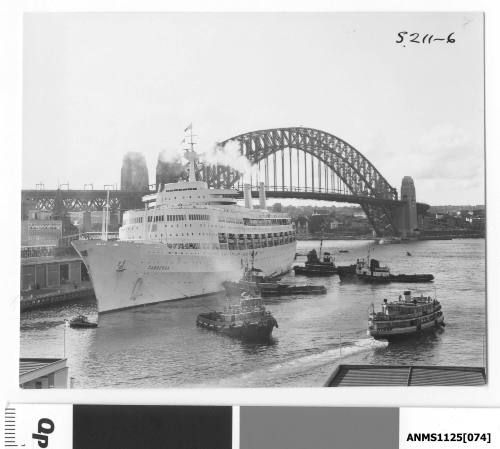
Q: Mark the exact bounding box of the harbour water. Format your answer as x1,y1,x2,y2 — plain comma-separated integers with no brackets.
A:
20,239,486,388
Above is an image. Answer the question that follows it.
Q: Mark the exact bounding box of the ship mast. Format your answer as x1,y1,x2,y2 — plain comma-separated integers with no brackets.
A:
184,123,197,182
101,189,110,241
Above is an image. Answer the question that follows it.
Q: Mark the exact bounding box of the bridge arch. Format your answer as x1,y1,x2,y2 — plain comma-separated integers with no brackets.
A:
225,127,396,200
196,127,401,235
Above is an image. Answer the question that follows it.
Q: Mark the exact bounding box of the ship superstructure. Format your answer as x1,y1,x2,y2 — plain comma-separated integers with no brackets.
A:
72,146,297,313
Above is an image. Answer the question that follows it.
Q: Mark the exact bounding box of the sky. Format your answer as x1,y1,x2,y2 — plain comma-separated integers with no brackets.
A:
23,12,484,205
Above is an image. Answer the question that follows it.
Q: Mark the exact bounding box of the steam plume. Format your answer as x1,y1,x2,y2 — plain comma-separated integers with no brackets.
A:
199,141,258,177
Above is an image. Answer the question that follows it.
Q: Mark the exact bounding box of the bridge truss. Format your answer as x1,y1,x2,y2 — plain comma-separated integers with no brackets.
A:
196,127,402,235
22,128,427,236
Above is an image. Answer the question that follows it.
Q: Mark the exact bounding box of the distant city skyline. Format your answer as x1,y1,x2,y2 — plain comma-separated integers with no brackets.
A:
23,13,484,205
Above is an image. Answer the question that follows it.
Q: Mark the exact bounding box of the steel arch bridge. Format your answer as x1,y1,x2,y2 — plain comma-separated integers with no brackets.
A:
195,127,406,235
22,127,427,236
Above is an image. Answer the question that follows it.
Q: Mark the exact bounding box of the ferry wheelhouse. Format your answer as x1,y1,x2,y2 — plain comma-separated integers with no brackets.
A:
368,291,444,340
72,150,297,313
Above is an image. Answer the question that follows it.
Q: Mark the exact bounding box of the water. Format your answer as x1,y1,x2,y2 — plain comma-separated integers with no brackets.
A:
20,239,486,388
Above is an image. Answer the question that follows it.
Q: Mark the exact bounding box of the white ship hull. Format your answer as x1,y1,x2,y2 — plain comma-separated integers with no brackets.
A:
73,239,296,313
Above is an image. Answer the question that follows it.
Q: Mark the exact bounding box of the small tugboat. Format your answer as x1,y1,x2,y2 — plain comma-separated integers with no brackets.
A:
356,258,391,283
338,248,434,283
223,267,327,297
293,246,336,276
196,292,278,340
368,290,444,340
69,314,98,329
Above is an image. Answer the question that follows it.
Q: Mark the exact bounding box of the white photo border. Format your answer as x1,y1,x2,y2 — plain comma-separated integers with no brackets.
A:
1,0,498,408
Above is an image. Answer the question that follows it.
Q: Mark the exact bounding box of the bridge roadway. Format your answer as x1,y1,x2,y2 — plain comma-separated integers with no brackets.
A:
21,188,429,213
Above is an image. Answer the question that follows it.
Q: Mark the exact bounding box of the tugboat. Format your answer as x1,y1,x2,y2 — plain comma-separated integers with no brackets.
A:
355,258,391,283
338,247,434,283
69,315,98,329
368,290,444,340
196,292,278,340
293,242,336,276
223,266,327,297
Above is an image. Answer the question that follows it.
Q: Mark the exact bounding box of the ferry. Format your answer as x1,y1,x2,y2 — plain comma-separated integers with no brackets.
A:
72,146,297,313
367,291,444,340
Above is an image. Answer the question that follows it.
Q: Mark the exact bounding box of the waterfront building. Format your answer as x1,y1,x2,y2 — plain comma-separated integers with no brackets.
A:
21,255,87,292
294,216,309,235
21,219,62,246
20,218,89,293
20,358,68,388
121,152,149,191
308,210,332,234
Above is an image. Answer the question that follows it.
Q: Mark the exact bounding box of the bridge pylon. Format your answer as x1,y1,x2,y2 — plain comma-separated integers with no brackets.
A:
396,176,419,238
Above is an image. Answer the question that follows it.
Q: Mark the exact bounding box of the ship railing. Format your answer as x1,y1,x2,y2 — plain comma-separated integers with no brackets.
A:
371,315,441,329
370,306,441,321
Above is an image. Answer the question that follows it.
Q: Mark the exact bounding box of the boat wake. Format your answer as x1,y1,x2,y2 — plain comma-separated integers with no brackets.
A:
189,338,388,387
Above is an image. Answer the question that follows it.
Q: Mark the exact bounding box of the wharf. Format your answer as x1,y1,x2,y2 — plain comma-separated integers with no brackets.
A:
21,281,94,312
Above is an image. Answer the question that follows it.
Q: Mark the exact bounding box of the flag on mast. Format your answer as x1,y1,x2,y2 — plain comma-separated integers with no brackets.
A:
184,123,192,132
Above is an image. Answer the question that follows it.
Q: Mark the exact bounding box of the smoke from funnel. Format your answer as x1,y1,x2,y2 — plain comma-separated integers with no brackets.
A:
198,140,259,178
155,137,258,188
156,155,188,188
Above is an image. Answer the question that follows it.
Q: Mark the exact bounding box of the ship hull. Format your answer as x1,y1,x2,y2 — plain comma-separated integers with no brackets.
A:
293,265,337,276
223,281,327,297
368,314,445,340
196,315,277,341
72,240,296,313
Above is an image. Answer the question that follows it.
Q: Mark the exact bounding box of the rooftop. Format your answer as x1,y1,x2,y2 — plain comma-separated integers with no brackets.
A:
325,365,486,387
20,358,67,384
21,255,83,265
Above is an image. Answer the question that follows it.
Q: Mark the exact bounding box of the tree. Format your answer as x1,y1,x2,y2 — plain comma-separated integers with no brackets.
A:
272,203,282,212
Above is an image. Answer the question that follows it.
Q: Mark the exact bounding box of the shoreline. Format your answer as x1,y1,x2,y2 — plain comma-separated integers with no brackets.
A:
296,235,485,241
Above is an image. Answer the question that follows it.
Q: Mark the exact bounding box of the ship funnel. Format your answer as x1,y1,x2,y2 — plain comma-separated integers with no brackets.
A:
259,182,267,209
244,183,253,209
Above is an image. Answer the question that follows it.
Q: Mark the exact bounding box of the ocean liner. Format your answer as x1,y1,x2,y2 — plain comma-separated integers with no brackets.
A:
72,150,297,313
